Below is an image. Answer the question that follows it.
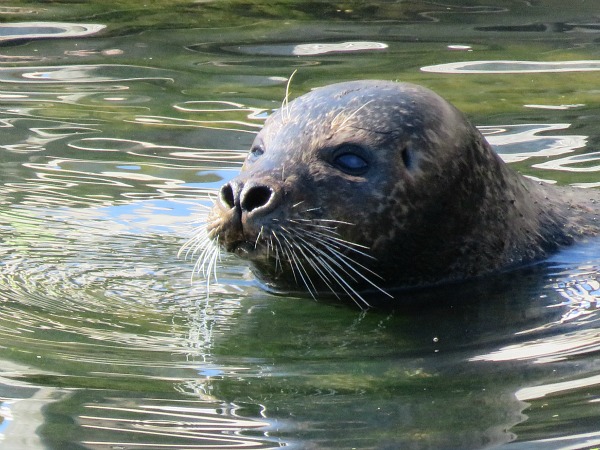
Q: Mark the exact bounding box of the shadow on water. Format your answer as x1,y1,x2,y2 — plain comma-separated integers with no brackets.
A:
0,2,599,449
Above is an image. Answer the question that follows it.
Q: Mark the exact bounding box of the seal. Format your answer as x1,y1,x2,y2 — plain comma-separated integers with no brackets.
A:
186,80,599,307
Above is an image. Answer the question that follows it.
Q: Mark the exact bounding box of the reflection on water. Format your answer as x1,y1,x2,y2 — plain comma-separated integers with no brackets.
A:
534,151,600,178
516,374,600,401
0,22,106,64
472,327,600,363
227,41,388,56
77,397,276,449
422,60,600,74
481,123,587,164
0,65,176,84
0,22,105,41
0,1,599,449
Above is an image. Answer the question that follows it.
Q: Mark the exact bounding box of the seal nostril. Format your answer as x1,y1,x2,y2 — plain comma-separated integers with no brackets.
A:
220,183,235,209
241,185,273,212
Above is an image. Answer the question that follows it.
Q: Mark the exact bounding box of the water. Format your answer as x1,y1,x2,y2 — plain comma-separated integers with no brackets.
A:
0,1,599,449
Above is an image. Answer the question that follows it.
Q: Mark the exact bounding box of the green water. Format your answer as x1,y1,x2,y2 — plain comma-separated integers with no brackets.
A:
0,1,599,449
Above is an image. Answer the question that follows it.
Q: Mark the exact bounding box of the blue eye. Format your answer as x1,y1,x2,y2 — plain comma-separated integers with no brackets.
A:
333,147,369,175
249,144,264,159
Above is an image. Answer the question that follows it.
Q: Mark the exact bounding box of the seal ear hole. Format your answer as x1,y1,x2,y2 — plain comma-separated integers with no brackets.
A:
401,146,413,170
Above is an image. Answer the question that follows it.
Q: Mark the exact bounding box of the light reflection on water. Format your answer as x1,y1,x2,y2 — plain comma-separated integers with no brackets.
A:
422,60,600,74
229,41,389,56
77,399,278,450
481,123,587,164
0,22,105,41
1,100,599,449
0,65,176,84
0,5,598,450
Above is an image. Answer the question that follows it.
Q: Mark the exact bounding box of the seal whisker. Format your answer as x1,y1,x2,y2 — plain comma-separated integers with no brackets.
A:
301,229,376,261
284,228,381,307
255,226,264,250
286,219,338,233
268,234,282,273
300,227,374,256
288,218,356,233
192,237,217,277
322,241,387,283
178,225,208,259
189,235,220,290
292,222,370,250
280,232,334,300
278,227,369,305
278,219,385,299
312,219,355,226
325,250,391,297
180,233,217,280
187,232,212,262
195,79,600,306
290,233,358,285
272,230,300,286
281,69,298,124
292,228,391,299
288,240,344,300
278,231,318,298
288,236,372,305
293,235,372,308
333,99,375,131
204,238,221,289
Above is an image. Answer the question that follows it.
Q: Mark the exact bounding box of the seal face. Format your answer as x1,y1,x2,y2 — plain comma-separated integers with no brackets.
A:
188,80,599,307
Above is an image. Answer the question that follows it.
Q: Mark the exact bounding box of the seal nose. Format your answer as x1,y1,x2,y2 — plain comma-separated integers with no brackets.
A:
218,180,277,215
219,181,241,210
241,185,273,212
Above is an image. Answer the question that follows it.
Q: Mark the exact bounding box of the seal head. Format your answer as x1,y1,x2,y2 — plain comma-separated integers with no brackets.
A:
202,80,598,306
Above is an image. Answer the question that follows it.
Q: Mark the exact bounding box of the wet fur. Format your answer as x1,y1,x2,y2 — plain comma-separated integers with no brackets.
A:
185,81,600,307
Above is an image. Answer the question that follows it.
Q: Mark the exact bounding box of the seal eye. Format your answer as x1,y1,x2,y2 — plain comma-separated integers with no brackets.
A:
249,144,264,160
332,147,369,175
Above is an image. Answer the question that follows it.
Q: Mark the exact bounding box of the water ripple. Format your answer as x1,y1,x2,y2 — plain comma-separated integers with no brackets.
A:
480,123,587,164
131,115,262,134
533,151,600,174
173,100,268,120
0,22,105,41
78,398,278,449
470,328,600,364
0,65,175,84
193,40,388,57
421,60,600,74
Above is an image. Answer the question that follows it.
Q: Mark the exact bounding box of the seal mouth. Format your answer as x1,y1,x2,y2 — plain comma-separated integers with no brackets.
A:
228,240,262,260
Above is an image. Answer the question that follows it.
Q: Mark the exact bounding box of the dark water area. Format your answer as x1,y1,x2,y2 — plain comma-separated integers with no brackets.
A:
0,1,599,449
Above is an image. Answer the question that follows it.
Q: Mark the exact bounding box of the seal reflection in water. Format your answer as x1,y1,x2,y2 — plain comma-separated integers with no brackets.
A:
183,81,599,307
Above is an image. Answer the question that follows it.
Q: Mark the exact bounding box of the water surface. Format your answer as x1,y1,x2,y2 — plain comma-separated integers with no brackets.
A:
0,2,599,449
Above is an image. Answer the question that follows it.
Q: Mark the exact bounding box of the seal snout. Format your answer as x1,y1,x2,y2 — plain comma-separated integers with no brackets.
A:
214,178,283,257
219,180,279,216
